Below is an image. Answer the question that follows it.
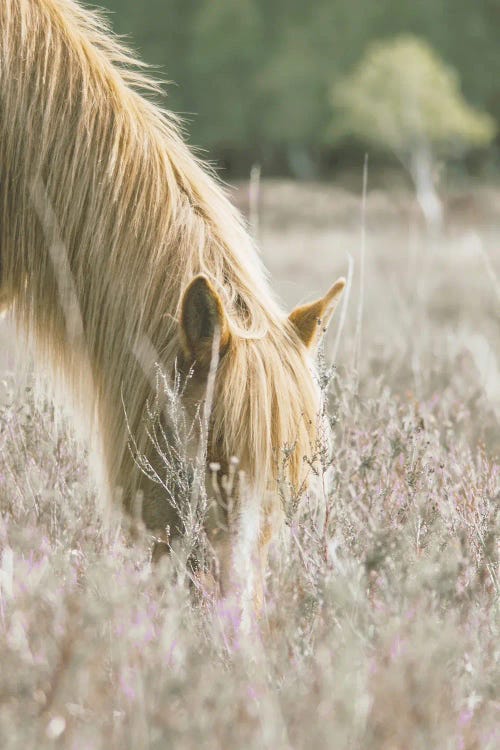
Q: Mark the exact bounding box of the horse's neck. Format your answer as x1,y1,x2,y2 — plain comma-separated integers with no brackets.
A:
2,2,278,331
1,0,282,387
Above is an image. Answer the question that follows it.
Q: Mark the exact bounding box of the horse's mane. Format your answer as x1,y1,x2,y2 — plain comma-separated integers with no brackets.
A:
0,0,319,499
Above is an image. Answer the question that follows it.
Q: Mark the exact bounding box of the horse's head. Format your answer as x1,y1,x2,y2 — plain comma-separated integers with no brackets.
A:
172,272,345,595
177,274,345,508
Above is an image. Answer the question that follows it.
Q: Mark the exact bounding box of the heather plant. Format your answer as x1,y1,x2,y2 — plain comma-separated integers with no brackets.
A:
1,178,499,749
0,328,498,748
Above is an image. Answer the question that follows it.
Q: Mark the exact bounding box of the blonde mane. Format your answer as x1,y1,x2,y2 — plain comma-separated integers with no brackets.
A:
0,0,319,522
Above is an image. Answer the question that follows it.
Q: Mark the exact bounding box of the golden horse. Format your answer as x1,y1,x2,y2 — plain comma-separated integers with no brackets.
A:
0,0,345,602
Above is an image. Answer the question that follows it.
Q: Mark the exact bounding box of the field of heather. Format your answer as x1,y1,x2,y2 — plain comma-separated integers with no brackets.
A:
0,180,498,749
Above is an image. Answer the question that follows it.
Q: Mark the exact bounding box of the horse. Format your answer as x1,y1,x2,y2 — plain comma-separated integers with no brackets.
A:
0,0,345,601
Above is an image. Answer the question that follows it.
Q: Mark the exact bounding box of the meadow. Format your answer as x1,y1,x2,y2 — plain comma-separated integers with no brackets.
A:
0,179,498,749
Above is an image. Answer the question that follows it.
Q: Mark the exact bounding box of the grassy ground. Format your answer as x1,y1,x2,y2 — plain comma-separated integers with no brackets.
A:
0,181,498,749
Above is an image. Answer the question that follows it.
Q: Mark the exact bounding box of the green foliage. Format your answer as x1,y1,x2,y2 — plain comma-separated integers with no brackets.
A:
331,35,496,157
94,0,500,174
188,0,264,149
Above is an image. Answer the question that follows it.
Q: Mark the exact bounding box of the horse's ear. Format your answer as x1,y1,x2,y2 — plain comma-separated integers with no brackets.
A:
180,275,231,365
289,277,346,349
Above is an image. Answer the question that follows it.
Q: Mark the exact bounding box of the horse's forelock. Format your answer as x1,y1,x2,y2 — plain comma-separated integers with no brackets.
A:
212,323,320,496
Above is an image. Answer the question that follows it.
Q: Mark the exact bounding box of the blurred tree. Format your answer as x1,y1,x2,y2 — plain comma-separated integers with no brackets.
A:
366,0,500,157
93,0,500,177
187,0,265,159
256,0,376,177
330,35,496,224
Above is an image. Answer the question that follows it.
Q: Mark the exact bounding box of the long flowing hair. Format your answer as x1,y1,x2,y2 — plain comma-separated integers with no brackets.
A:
0,0,319,519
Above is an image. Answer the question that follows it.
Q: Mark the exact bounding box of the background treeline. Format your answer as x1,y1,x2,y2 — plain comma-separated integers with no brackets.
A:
98,0,500,178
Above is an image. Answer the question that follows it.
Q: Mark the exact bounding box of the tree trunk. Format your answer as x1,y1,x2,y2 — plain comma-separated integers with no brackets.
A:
409,145,443,230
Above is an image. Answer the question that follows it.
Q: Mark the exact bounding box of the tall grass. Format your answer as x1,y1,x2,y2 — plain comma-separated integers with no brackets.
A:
0,183,498,749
